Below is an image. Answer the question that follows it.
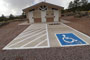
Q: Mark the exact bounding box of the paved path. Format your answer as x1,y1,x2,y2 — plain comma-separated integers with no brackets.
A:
3,23,90,50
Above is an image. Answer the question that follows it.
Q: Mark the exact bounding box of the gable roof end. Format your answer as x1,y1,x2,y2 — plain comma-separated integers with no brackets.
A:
23,2,64,12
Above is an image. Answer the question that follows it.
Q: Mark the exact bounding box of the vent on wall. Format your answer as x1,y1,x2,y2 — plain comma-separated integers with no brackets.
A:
39,5,47,11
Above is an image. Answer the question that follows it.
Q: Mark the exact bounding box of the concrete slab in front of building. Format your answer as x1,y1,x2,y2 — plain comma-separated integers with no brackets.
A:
3,23,90,50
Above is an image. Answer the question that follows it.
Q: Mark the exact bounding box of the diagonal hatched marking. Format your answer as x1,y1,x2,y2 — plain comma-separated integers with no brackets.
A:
3,24,48,50
8,30,46,47
22,27,45,34
15,29,45,40
21,29,41,35
20,33,47,48
35,39,47,47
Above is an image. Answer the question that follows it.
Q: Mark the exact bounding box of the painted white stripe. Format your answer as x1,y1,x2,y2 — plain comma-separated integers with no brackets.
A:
60,44,88,47
62,23,90,39
20,29,44,36
3,46,49,50
35,39,47,47
22,29,39,35
9,25,30,40
18,29,45,37
55,34,62,46
20,33,46,47
46,24,50,47
20,25,35,32
30,24,46,29
8,30,46,47
63,23,89,44
23,27,45,32
15,29,45,40
55,23,90,47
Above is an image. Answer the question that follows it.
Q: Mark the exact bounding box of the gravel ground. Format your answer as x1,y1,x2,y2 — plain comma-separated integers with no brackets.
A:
0,21,28,51
0,17,90,60
1,46,90,60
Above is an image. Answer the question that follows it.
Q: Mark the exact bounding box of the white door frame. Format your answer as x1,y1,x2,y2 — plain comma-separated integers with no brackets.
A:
28,11,34,23
54,10,59,22
41,11,46,22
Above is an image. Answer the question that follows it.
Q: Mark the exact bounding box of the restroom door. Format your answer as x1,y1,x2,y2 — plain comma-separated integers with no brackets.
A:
41,11,46,22
54,10,59,22
28,11,34,23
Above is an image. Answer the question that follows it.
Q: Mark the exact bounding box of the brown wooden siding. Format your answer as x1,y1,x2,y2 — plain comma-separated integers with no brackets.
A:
46,17,54,22
34,18,41,23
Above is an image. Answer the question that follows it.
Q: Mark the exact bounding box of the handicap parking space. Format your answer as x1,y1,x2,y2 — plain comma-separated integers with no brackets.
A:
56,33,87,47
48,23,90,47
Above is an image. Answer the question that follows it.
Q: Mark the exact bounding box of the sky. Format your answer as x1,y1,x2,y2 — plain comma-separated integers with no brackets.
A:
0,0,90,16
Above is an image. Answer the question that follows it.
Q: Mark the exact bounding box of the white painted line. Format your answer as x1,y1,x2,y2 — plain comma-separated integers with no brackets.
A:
73,33,89,45
19,24,36,33
8,30,46,47
18,29,45,38
20,33,47,48
3,46,49,50
55,22,90,47
61,44,88,47
26,26,45,30
21,29,40,35
23,27,45,32
17,28,45,37
21,46,49,49
61,23,90,39
17,29,45,38
62,23,90,44
55,33,62,47
9,25,30,40
15,29,45,40
35,39,47,47
46,24,50,47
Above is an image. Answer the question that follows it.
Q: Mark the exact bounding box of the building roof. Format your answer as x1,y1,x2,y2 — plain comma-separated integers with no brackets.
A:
23,2,64,13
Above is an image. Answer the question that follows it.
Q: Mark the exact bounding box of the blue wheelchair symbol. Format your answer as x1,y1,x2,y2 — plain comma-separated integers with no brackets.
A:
56,33,86,46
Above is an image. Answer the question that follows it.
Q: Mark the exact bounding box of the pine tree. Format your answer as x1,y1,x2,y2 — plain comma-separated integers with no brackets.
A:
81,0,88,6
9,14,14,20
0,14,7,22
68,1,74,9
73,0,80,7
67,0,89,12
